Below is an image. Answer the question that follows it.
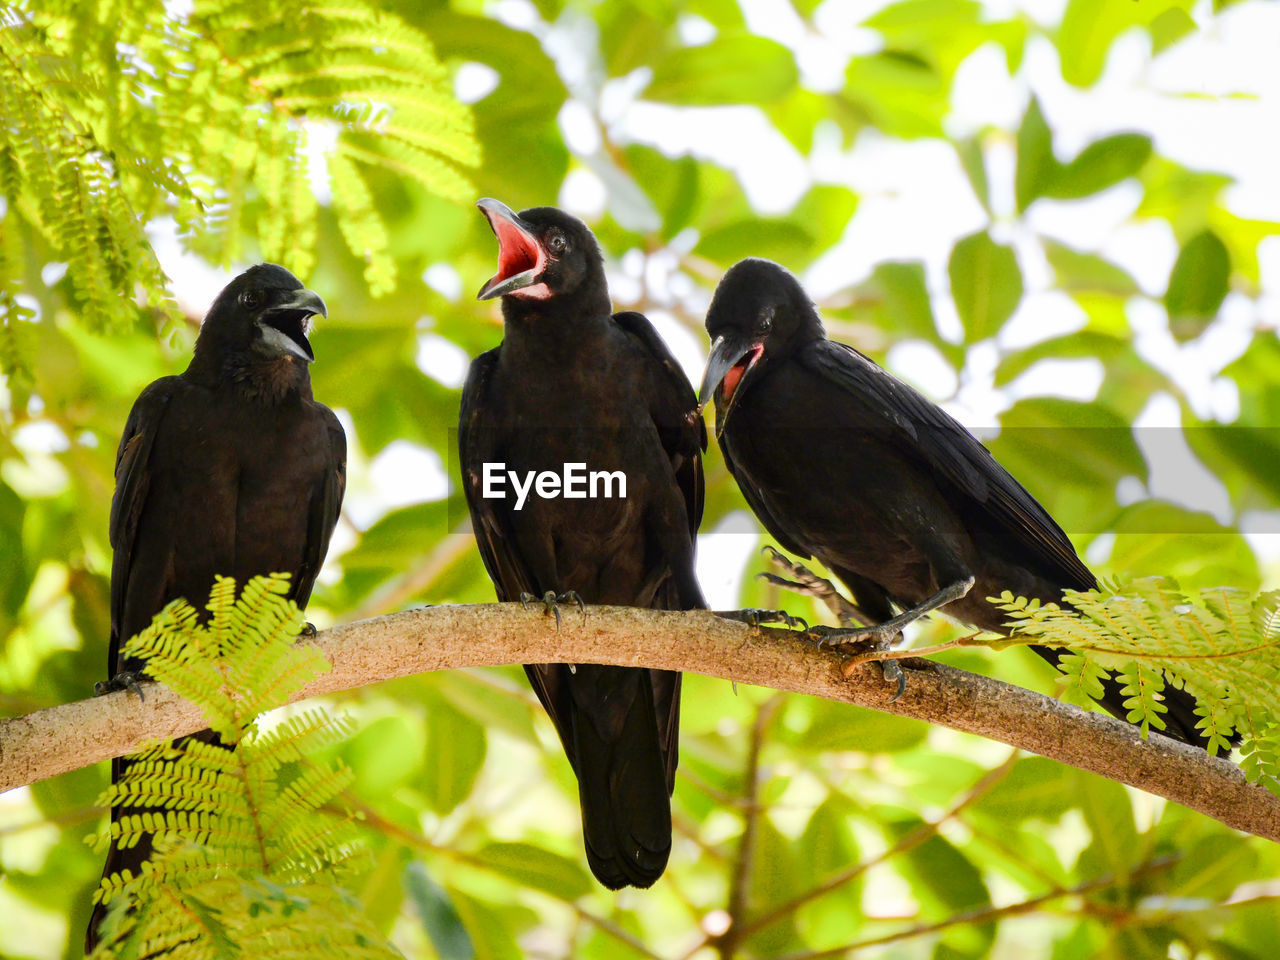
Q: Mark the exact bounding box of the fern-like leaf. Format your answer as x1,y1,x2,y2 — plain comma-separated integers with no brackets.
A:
89,575,396,959
994,576,1280,794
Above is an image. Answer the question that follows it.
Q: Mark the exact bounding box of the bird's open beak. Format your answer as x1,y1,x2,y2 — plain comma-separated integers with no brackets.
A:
476,198,546,300
259,287,326,363
698,334,764,436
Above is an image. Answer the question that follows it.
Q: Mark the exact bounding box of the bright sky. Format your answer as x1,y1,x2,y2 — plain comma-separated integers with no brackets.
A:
145,0,1280,604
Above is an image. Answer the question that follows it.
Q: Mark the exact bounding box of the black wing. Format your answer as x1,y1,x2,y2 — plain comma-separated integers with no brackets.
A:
803,338,1095,590
107,377,178,673
613,311,706,542
458,347,535,602
294,407,347,608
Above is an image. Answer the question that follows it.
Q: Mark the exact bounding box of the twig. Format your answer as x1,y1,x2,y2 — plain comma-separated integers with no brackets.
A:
3,604,1279,844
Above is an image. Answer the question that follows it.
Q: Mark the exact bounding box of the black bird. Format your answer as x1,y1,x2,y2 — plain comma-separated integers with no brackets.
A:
460,199,705,888
699,257,1212,748
87,264,346,950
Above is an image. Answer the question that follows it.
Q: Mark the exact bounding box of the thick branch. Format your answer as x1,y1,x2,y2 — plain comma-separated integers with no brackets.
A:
1,604,1277,843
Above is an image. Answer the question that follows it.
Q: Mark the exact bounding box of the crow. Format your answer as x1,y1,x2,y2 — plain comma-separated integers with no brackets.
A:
699,257,1212,748
460,199,705,887
87,263,346,950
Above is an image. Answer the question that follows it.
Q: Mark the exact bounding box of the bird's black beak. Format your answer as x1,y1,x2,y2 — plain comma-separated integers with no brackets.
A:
698,334,764,437
258,287,326,363
476,198,546,300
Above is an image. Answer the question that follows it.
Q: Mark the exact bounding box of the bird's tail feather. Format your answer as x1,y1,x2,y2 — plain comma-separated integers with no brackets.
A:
568,665,673,889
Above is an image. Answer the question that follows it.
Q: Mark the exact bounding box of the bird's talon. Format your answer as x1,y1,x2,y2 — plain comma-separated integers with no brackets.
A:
299,621,317,638
97,671,146,701
557,590,586,616
883,660,907,702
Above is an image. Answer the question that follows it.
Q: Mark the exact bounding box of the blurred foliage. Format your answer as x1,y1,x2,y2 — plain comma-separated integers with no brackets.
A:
2,0,1280,958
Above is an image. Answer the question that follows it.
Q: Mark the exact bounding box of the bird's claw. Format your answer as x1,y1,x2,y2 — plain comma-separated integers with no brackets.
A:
299,621,317,638
758,546,829,597
805,622,900,649
808,624,909,700
95,671,146,701
521,590,585,630
882,660,907,701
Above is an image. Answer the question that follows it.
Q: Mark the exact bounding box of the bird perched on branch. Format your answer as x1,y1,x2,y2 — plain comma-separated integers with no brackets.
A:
699,256,1213,748
87,264,346,951
460,199,705,888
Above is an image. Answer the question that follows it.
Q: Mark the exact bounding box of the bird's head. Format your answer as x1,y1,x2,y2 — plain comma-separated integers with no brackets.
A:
698,258,822,436
475,199,605,312
200,263,327,366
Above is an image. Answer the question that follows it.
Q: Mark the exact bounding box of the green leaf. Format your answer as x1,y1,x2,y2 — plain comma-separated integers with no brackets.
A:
345,714,425,797
971,756,1075,822
1045,133,1152,200
1074,772,1139,878
1164,230,1230,341
1150,7,1197,53
1057,0,1194,88
844,51,948,138
646,35,797,105
1015,96,1058,213
993,330,1128,388
955,137,990,213
744,818,803,956
1043,239,1138,296
695,220,814,270
422,694,488,814
851,260,937,342
405,862,475,960
1017,99,1150,208
948,230,1023,341
986,397,1145,532
472,843,594,900
779,698,928,754
1106,503,1259,592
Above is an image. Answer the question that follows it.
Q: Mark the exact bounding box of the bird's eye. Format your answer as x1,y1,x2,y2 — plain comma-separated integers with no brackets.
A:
547,233,567,255
757,309,773,334
240,288,261,310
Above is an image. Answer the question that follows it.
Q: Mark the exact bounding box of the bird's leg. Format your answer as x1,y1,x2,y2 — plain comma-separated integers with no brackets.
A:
807,576,975,651
757,545,876,627
520,589,585,630
756,548,909,698
95,671,146,701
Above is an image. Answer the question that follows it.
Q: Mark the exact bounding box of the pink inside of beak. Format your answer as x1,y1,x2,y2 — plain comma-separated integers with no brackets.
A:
722,345,764,401
485,213,545,286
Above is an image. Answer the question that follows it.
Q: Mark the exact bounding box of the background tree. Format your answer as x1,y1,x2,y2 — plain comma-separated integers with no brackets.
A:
2,0,1280,958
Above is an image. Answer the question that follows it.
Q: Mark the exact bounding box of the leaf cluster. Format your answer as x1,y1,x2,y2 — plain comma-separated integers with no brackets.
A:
0,0,477,371
87,575,394,959
995,578,1280,781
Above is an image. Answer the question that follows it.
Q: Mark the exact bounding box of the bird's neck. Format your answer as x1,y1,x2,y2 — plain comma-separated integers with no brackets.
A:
190,349,314,404
500,296,613,358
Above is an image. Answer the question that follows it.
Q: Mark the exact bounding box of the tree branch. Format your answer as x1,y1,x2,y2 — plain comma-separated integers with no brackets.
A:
1,603,1277,845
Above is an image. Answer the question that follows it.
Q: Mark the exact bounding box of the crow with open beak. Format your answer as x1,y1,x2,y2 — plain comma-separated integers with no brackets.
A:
460,199,706,888
699,257,1215,748
87,263,346,951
